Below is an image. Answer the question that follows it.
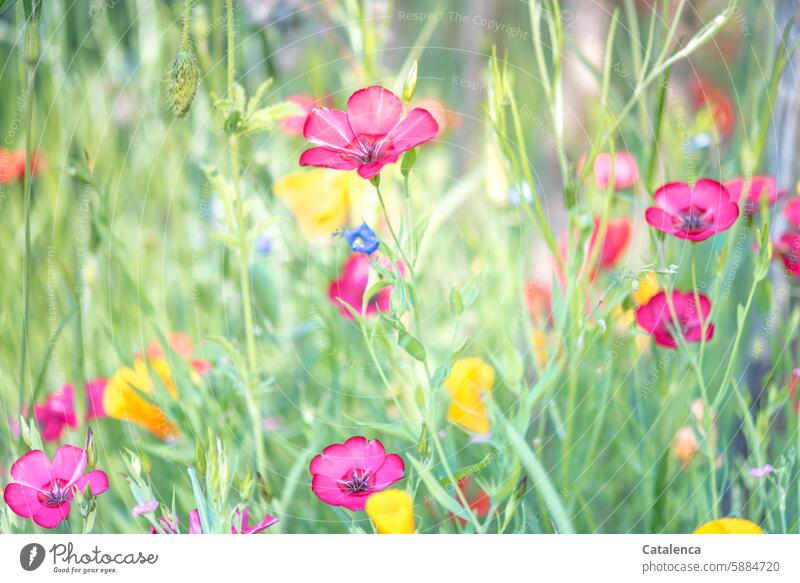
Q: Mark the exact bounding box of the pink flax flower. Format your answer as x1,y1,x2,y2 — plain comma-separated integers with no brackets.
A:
789,369,800,414
578,151,639,191
774,233,800,278
309,436,405,511
231,506,278,534
299,86,439,179
151,509,201,534
3,445,108,528
635,290,714,349
85,377,109,420
328,253,403,319
783,197,800,229
34,385,78,442
724,176,786,215
645,179,739,242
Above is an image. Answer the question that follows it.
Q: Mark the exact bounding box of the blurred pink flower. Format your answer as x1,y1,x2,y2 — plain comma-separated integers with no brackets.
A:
309,436,405,511
748,465,774,478
3,445,108,529
579,151,639,191
645,180,739,242
635,290,714,349
783,197,800,228
132,499,159,516
300,86,439,179
328,254,403,319
34,385,78,442
281,94,320,136
774,234,800,278
724,176,786,215
85,377,108,421
590,217,632,270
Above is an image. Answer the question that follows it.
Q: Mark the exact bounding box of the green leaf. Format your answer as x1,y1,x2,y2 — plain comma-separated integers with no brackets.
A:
398,330,426,362
449,287,464,316
406,454,471,521
401,147,417,178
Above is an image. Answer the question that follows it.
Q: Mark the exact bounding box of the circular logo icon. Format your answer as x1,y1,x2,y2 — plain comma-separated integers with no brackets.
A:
20,543,46,571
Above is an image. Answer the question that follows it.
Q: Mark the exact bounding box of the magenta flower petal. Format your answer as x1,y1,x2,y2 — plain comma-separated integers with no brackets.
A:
32,503,71,529
356,153,401,179
346,86,403,139
589,152,639,190
71,470,109,497
299,146,362,171
3,483,43,518
310,474,349,507
784,197,800,228
52,445,88,487
635,290,714,349
86,377,108,420
371,454,406,490
303,107,356,150
10,450,52,489
644,207,678,234
188,509,203,534
384,108,440,151
653,182,694,213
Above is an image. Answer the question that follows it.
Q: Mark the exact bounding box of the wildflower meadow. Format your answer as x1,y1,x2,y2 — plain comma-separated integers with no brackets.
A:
3,0,800,539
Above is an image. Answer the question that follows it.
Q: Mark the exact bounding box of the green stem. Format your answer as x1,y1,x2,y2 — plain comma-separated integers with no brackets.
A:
182,0,192,50
226,0,264,473
18,48,36,416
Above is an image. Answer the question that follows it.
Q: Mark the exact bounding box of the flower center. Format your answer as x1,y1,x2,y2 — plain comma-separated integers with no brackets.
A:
352,135,385,164
37,479,71,507
341,469,372,494
674,206,713,234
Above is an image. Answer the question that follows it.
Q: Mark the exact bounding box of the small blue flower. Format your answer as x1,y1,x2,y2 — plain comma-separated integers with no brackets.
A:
255,232,273,255
342,223,379,254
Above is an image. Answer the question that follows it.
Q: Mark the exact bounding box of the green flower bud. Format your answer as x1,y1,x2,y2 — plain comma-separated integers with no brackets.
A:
402,60,418,103
166,51,200,118
416,422,430,457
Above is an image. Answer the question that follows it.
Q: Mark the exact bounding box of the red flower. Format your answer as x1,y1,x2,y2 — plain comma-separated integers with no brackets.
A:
645,180,739,242
635,290,714,349
0,149,41,183
451,477,490,525
788,369,800,415
524,282,552,326
774,233,800,277
724,176,786,215
299,86,439,179
34,385,78,442
783,197,800,229
590,217,632,269
691,76,735,139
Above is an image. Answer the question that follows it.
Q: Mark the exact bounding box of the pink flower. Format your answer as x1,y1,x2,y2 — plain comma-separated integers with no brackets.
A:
132,499,159,516
299,86,439,179
231,506,278,534
789,368,800,414
748,464,774,478
309,436,405,511
34,385,78,442
85,377,108,421
151,509,202,534
645,180,739,242
724,176,786,215
3,445,108,529
579,151,639,191
774,233,800,278
783,197,800,229
589,217,632,269
328,254,403,319
281,94,320,136
635,290,714,349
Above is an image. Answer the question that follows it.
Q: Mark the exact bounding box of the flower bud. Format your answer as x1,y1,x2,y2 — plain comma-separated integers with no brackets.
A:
257,472,273,503
402,60,418,102
416,422,429,457
85,427,96,469
165,51,200,118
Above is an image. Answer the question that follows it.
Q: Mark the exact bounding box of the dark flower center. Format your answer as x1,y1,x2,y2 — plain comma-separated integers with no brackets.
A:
350,135,386,165
37,479,71,507
674,206,713,234
341,469,372,495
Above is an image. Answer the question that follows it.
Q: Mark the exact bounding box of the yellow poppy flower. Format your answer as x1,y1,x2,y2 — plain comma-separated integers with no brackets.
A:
365,489,415,534
633,272,659,306
694,518,763,534
445,357,495,435
273,169,358,240
103,357,178,439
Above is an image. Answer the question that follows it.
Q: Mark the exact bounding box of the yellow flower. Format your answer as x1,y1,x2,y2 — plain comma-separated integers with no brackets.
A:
445,357,495,434
694,518,763,534
273,169,357,240
530,330,549,369
365,490,415,534
103,357,178,439
633,272,659,306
